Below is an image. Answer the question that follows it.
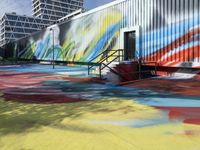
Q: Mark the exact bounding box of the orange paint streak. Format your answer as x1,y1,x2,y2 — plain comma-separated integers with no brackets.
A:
145,27,200,67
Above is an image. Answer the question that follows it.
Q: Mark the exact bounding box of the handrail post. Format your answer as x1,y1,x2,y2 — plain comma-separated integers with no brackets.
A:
138,58,141,80
99,63,102,79
155,62,157,76
88,63,90,75
118,49,120,61
106,50,108,63
122,49,124,61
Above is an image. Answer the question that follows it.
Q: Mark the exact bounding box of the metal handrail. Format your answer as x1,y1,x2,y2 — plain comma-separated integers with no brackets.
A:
98,51,121,64
88,49,124,78
88,49,122,63
88,50,121,71
89,50,110,63
101,55,120,70
141,61,158,75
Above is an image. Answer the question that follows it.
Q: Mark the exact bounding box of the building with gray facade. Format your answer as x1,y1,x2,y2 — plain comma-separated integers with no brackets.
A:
0,0,84,48
0,13,50,47
32,0,84,23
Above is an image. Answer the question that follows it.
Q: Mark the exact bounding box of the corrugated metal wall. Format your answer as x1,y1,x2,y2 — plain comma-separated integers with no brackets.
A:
77,0,200,65
112,0,200,66
13,0,200,67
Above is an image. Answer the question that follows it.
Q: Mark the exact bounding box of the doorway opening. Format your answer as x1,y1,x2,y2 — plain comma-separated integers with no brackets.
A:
124,31,136,61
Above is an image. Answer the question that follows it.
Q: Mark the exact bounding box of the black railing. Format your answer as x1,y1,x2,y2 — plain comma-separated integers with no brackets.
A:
88,49,124,78
141,61,158,76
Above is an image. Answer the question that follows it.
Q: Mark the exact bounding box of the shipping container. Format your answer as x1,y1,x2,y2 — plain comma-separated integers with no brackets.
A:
6,0,200,68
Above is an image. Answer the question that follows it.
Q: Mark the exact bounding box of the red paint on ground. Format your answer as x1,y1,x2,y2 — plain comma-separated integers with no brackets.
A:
0,71,89,104
156,106,200,125
126,78,200,96
3,93,84,104
184,130,200,136
184,119,200,125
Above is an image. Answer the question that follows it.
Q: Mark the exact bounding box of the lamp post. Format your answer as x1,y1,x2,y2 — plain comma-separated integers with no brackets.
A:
50,28,55,69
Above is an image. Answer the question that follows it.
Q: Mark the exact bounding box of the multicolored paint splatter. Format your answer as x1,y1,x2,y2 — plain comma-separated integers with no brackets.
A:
16,8,123,62
5,0,199,68
0,64,200,150
1,0,200,149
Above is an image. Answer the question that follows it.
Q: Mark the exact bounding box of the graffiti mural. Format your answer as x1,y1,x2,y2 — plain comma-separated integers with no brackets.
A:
140,0,200,68
0,64,200,149
16,7,124,62
9,0,200,68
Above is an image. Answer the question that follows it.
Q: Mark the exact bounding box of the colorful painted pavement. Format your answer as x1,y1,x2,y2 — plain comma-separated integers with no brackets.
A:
0,64,200,150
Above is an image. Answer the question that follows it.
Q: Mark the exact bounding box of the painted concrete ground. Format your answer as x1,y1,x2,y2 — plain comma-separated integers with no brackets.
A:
0,64,200,150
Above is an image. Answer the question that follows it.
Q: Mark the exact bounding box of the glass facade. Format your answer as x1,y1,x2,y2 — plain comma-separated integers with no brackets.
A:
0,0,84,47
0,13,50,47
32,0,84,23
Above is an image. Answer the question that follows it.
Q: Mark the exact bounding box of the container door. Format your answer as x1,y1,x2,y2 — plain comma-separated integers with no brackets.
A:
124,31,136,61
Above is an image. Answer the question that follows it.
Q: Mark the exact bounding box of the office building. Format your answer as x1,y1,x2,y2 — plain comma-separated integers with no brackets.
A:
0,12,50,47
32,0,84,23
0,0,84,48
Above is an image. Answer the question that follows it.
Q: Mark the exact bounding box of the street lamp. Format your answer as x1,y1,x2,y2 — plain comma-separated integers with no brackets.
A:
50,28,55,69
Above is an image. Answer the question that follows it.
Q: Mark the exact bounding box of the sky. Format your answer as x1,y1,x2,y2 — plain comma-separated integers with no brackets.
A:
0,0,113,18
84,0,113,10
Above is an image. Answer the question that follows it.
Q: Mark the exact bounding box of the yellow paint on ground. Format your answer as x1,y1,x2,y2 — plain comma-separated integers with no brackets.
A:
0,98,200,150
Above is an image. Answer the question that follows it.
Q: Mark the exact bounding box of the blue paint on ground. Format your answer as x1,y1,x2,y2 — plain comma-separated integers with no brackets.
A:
0,64,200,108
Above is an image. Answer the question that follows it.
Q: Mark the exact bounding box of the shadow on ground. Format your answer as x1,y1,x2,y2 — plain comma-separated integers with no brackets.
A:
0,95,142,136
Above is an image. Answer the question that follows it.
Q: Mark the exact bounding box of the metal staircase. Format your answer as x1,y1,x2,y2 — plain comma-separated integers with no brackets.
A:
88,49,124,79
88,49,158,81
